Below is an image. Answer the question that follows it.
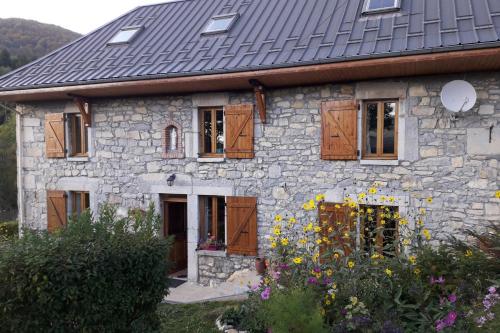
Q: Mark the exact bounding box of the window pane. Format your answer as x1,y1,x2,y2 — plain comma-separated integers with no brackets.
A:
368,0,396,10
365,103,378,155
168,127,177,152
382,206,398,255
362,205,378,253
109,28,140,44
84,127,89,154
202,197,213,242
383,102,396,154
205,17,234,33
203,111,212,153
74,193,82,216
74,115,82,154
216,110,224,154
84,193,90,210
217,197,225,244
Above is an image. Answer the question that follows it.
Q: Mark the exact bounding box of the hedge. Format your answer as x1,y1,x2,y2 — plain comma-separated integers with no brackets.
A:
0,204,172,332
0,220,18,240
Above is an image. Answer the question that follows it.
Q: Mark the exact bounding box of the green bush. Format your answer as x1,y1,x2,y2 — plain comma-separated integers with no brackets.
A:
0,220,18,240
0,204,172,332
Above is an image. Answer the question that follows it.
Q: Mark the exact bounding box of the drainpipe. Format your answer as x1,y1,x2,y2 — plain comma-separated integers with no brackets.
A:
15,107,24,235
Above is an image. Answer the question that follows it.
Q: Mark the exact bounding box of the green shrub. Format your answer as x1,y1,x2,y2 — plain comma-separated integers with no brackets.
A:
0,204,172,332
0,220,18,240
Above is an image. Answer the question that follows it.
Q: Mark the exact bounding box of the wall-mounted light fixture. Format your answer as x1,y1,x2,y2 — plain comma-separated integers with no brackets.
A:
167,174,176,187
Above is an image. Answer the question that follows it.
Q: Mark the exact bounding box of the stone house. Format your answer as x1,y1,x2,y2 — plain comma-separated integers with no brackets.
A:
0,0,499,285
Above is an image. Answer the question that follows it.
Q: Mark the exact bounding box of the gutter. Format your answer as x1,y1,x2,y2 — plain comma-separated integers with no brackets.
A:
1,41,500,93
15,108,24,234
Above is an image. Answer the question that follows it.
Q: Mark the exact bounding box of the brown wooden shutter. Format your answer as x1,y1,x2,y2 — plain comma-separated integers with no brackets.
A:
319,203,355,260
47,190,67,232
45,113,65,158
227,196,257,256
225,104,254,159
321,100,358,160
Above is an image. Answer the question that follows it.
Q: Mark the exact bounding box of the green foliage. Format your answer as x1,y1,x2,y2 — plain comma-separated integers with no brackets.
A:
262,287,329,333
0,204,172,332
0,112,16,214
0,220,18,240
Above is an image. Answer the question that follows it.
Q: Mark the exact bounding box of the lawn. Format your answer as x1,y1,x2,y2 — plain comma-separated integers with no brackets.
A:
158,301,240,333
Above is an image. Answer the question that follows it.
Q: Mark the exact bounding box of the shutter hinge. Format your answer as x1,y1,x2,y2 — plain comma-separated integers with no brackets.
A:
357,104,361,111
357,149,360,157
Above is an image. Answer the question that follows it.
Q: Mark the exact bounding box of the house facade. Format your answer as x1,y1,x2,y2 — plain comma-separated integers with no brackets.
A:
0,0,499,286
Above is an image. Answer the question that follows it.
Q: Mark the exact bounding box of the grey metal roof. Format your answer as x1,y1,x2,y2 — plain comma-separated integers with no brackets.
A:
1,0,500,91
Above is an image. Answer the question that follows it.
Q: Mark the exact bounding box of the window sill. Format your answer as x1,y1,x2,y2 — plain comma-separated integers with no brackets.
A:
197,157,225,163
67,156,90,162
196,249,227,257
360,159,399,166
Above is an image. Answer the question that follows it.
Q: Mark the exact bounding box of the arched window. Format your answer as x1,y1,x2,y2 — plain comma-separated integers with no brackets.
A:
163,121,184,158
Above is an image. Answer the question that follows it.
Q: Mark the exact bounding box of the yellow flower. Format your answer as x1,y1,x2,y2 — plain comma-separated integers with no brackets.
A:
320,308,326,316
409,256,417,265
313,252,320,262
306,223,314,231
271,242,277,249
380,219,386,225
289,217,296,224
465,249,473,257
371,253,381,260
348,201,356,208
273,226,281,236
281,238,289,246
385,268,393,277
325,299,331,305
368,187,377,195
350,296,358,305
350,211,356,217
496,191,500,199
326,269,333,277
320,205,326,211
426,197,433,204
335,204,341,209
380,195,387,202
422,229,431,240
316,194,326,202
330,293,336,300
388,196,396,203
399,219,408,226
314,226,322,233
299,238,307,245
327,227,333,233
366,208,374,214
333,253,340,259
419,208,426,215
316,239,323,245
274,215,283,222
417,219,424,226
414,268,421,275
269,236,275,242
309,200,316,209
348,261,355,269
358,192,367,200
293,257,303,264
264,277,271,285
402,239,411,246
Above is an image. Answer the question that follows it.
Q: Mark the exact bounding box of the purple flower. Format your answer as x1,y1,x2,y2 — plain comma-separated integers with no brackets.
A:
488,286,497,294
313,266,321,273
272,271,281,280
307,277,318,285
435,320,446,331
486,312,495,320
341,308,348,316
322,277,333,285
443,311,457,326
251,284,260,291
483,299,492,310
476,316,487,327
436,276,445,284
448,294,457,303
260,287,271,300
279,263,289,271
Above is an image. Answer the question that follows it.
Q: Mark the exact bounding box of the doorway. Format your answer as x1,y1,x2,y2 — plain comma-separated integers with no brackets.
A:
163,195,188,277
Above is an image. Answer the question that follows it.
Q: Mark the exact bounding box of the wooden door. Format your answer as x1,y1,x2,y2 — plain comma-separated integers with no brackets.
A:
163,197,188,273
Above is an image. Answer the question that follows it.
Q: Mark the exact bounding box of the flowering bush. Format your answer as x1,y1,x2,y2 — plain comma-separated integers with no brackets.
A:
223,185,500,332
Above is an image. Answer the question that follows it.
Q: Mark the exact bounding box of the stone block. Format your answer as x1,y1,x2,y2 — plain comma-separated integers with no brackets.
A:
420,147,438,158
412,106,435,116
467,128,500,155
478,105,495,115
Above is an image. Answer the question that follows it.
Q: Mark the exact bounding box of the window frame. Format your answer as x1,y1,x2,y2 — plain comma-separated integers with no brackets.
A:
71,191,90,218
363,0,401,14
359,205,399,255
198,196,226,250
202,13,239,35
198,107,224,158
67,113,89,157
108,26,143,45
362,100,399,160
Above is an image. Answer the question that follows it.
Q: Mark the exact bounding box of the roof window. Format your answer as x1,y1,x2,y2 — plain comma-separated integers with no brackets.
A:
202,13,239,35
363,0,401,14
108,26,143,45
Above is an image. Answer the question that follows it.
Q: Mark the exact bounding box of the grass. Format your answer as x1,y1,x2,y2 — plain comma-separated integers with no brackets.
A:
158,301,240,333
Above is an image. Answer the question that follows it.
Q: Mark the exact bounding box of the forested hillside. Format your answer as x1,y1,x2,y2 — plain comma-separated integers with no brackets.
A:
0,18,80,75
0,18,80,220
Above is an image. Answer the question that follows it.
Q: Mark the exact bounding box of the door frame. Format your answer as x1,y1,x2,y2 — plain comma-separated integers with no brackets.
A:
162,195,188,274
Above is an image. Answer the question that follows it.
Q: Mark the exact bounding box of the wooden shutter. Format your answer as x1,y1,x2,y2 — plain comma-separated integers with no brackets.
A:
319,203,355,260
321,100,358,160
227,197,257,256
225,104,254,159
45,113,65,158
47,190,67,232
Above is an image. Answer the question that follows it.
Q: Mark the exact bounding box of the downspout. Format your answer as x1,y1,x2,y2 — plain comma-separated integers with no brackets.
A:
15,106,24,235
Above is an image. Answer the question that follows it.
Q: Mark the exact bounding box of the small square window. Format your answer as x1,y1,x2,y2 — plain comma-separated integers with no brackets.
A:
202,13,239,35
108,26,142,45
362,100,398,160
363,0,401,14
198,196,226,251
199,107,224,157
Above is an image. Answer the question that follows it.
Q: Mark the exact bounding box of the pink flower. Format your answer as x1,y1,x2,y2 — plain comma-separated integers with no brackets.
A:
435,320,446,331
488,286,497,294
307,277,318,285
448,294,457,303
261,287,271,300
443,311,457,326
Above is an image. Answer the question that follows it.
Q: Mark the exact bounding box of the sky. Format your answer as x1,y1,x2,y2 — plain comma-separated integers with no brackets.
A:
0,0,176,34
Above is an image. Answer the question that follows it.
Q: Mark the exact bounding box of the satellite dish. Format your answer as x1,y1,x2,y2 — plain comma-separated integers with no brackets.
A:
440,80,477,113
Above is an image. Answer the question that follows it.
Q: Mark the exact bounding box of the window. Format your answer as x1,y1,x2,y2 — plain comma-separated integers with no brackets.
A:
202,13,239,35
67,113,89,156
199,108,224,157
108,26,142,45
199,196,226,250
360,205,398,255
163,120,184,159
362,101,398,159
363,0,401,13
71,191,90,218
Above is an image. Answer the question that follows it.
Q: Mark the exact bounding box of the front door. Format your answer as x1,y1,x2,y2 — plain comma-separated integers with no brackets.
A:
163,196,188,274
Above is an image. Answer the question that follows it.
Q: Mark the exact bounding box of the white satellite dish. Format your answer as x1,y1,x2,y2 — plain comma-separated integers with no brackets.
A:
440,80,477,113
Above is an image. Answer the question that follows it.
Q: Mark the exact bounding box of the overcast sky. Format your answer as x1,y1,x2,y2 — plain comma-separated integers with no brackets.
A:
1,0,173,34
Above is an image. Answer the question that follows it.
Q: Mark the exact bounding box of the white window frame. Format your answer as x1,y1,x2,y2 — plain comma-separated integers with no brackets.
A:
202,13,239,35
363,0,401,14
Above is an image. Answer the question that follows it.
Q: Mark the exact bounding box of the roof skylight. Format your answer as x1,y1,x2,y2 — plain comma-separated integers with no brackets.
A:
108,26,143,45
202,13,239,35
363,0,401,14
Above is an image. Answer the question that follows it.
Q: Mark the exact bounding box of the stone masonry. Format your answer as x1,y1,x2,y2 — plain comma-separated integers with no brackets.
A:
17,72,500,285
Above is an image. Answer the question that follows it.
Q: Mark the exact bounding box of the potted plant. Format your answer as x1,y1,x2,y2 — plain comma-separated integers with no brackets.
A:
255,256,267,275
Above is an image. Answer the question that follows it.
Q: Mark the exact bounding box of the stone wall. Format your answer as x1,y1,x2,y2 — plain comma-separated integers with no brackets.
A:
17,72,500,283
197,251,255,286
